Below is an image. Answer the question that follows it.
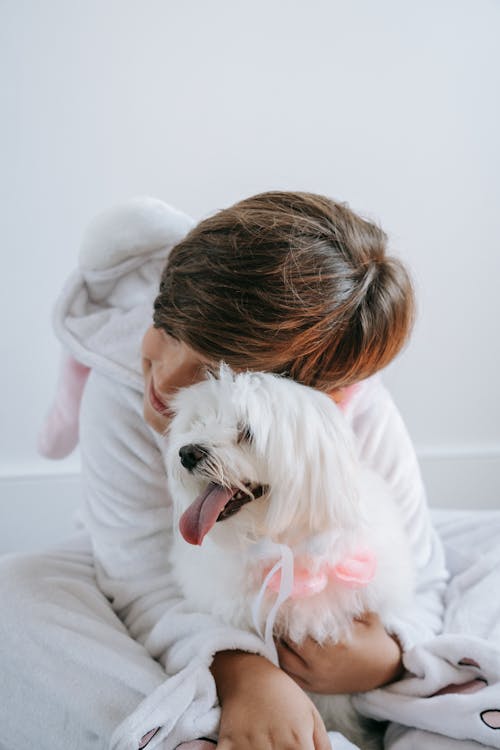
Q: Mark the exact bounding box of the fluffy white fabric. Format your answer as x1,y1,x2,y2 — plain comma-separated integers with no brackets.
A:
79,197,194,272
53,197,193,388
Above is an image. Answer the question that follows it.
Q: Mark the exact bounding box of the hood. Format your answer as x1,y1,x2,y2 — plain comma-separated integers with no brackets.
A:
53,197,195,391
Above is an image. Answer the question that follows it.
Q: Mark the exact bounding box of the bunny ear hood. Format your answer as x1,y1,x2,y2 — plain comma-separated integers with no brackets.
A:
53,197,195,390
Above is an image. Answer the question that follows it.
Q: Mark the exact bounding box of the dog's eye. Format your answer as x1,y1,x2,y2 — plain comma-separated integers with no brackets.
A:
237,424,253,443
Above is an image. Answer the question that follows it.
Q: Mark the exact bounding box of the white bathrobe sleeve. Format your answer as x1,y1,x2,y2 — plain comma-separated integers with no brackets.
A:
79,368,275,675
346,377,448,651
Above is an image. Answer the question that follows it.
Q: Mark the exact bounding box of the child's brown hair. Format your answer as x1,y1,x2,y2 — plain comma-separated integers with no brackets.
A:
153,191,415,391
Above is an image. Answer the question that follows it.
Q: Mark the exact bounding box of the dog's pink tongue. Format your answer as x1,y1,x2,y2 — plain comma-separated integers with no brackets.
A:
179,482,235,545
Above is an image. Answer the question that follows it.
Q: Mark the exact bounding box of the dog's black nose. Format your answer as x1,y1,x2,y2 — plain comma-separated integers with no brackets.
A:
179,444,207,471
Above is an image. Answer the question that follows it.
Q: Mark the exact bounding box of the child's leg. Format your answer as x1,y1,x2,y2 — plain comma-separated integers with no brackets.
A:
0,532,166,750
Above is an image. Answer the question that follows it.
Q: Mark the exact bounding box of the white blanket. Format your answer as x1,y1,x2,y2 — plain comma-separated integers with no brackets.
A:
353,509,500,748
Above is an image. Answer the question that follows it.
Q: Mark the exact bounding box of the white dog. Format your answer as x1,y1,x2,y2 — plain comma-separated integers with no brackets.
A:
166,367,415,749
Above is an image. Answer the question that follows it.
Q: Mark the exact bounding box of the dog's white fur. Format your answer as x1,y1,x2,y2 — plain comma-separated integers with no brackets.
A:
166,367,415,749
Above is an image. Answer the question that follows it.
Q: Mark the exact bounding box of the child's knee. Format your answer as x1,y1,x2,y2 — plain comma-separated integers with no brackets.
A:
0,552,55,611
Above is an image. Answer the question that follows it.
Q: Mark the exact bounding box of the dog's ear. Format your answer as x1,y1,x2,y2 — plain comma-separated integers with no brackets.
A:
258,378,361,538
313,406,361,531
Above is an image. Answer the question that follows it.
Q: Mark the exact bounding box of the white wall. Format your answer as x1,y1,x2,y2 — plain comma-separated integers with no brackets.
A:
1,0,499,553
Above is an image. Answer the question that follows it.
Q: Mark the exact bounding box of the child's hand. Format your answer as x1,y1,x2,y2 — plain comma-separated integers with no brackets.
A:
210,650,331,750
276,612,404,694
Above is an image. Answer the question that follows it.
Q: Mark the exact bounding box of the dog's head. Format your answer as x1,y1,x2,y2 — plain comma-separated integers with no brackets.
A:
165,365,360,548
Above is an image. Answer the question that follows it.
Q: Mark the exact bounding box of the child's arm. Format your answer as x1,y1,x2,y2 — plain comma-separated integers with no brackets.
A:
348,377,448,652
211,619,401,748
211,651,331,750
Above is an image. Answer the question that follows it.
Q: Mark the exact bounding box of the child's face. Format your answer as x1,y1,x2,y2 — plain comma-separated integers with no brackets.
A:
141,325,213,434
141,325,345,434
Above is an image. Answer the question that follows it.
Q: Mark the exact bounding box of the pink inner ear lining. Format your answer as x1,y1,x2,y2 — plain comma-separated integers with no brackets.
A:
481,710,500,729
459,657,481,668
139,728,160,748
432,679,487,697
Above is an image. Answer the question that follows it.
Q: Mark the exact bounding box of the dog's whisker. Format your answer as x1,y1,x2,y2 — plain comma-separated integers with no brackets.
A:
201,453,226,486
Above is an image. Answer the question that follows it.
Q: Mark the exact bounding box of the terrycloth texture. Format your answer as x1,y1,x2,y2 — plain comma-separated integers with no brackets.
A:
53,197,194,390
385,726,490,750
37,196,192,461
0,532,168,750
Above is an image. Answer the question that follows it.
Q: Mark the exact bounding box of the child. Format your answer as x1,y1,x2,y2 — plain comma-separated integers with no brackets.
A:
0,192,448,750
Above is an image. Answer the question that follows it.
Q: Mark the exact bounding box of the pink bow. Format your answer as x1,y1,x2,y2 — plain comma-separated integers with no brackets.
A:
264,549,377,599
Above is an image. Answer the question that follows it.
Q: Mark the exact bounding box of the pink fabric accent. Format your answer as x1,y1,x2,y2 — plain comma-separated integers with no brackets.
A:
176,742,217,749
139,727,160,748
432,679,488,697
37,353,91,459
285,566,330,597
332,549,377,587
459,657,481,668
264,549,377,599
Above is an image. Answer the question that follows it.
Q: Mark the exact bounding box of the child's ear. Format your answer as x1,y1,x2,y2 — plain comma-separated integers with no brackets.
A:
327,382,362,411
37,352,90,459
327,388,343,404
